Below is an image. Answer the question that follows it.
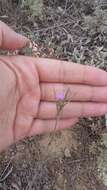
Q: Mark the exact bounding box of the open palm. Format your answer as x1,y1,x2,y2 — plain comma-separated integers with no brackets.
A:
1,21,107,151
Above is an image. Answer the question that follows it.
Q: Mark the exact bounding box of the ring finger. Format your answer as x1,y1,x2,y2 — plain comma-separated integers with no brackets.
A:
37,101,107,119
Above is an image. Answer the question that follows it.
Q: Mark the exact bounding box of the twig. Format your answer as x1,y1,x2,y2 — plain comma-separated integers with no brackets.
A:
105,114,107,128
35,21,73,33
0,159,13,182
64,0,68,13
67,157,94,164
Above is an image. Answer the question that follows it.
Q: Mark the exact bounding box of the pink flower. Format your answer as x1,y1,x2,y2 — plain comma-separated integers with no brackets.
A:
56,92,65,100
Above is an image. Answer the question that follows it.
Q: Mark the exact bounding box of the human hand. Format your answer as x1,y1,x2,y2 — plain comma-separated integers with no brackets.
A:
0,21,107,151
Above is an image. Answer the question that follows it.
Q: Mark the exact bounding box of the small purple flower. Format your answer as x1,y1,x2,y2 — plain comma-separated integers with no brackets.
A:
56,92,65,100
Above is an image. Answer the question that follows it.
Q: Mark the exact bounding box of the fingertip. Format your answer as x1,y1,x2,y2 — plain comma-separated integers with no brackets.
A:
0,21,30,50
10,32,30,50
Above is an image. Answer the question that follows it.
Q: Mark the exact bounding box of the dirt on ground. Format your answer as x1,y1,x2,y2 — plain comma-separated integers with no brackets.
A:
0,0,107,189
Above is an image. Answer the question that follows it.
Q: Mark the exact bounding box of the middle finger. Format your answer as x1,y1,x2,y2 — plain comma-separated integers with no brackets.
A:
40,83,107,102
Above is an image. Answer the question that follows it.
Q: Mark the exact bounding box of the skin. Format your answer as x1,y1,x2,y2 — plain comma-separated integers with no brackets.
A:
0,21,107,152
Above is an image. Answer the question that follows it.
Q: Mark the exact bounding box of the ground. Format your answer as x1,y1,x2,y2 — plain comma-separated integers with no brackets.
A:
0,0,107,189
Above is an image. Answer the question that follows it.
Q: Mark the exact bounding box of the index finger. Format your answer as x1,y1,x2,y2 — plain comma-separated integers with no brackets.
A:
36,58,107,86
0,21,29,50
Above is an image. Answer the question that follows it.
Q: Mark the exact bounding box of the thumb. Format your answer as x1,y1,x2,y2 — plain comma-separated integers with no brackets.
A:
0,21,29,50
